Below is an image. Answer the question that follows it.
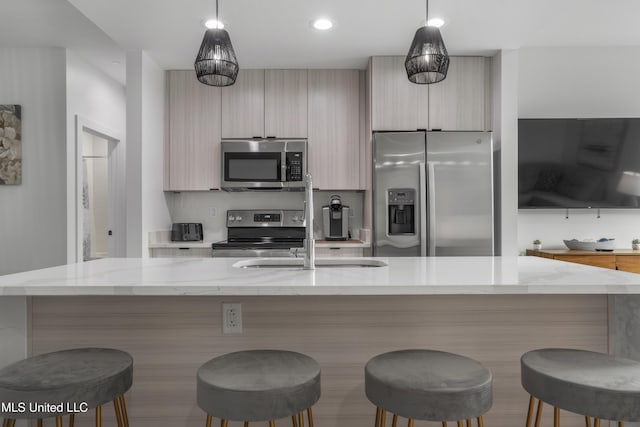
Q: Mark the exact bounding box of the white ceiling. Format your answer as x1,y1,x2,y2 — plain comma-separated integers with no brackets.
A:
4,0,640,85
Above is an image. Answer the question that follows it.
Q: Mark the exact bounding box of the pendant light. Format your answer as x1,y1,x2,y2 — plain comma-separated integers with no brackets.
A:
405,0,449,84
194,0,239,86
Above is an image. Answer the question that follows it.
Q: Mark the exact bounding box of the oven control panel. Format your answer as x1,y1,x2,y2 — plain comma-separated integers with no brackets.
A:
227,210,305,227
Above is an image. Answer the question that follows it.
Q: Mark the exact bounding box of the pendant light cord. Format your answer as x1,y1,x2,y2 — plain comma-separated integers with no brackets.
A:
426,0,429,21
216,0,219,27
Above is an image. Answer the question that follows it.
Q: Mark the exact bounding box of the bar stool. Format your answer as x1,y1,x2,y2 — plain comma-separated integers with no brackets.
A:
522,348,640,427
0,348,133,427
197,350,321,427
365,349,493,427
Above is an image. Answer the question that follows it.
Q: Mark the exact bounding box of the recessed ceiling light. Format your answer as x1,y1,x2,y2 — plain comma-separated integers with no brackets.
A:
426,18,445,28
204,19,224,29
311,18,334,31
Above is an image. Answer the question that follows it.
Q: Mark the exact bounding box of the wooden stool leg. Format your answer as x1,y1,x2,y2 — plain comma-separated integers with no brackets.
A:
298,412,305,427
619,422,624,427
594,419,601,427
467,420,472,427
392,415,398,427
205,415,212,427
408,419,415,427
380,410,386,427
534,400,544,427
69,414,75,427
478,417,484,427
56,417,62,427
113,399,123,427
554,407,560,427
244,422,249,427
221,420,228,427
375,408,381,427
118,396,130,427
458,421,464,427
526,396,536,427
585,417,590,427
292,414,298,427
2,419,8,427
7,420,15,427
307,407,314,427
269,421,275,427
443,422,448,427
95,406,102,427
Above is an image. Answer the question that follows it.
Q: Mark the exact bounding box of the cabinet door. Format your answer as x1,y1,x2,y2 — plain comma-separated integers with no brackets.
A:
308,70,361,190
150,248,211,258
264,70,308,138
554,255,616,270
166,70,221,190
616,256,640,273
370,56,428,131
221,69,265,138
428,57,487,131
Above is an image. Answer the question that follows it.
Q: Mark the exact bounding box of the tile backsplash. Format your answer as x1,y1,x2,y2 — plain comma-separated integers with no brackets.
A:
165,190,364,243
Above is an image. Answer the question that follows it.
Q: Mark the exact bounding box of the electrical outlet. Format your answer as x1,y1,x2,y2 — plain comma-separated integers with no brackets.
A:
222,303,242,334
209,206,218,217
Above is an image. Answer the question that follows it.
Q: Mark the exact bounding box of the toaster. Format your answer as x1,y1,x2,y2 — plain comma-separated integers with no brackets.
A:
171,223,203,241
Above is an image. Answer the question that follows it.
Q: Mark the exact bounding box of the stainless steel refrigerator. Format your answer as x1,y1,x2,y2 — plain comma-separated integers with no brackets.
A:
373,131,494,256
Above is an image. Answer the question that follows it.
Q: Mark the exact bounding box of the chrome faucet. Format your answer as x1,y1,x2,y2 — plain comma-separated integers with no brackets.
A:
303,174,315,270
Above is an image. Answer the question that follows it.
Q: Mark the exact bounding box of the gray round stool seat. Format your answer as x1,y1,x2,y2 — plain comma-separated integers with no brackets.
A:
365,349,493,421
197,350,321,422
521,348,640,421
0,348,133,419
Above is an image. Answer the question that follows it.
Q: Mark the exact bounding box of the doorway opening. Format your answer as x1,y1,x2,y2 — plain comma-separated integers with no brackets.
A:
81,132,110,260
73,115,124,263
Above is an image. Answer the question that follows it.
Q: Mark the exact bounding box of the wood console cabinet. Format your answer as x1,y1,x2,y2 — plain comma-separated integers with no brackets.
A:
527,249,640,273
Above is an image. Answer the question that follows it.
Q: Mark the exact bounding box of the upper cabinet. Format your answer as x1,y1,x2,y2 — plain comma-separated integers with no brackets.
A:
165,70,221,191
220,69,308,138
265,70,308,138
308,70,362,190
221,69,265,138
370,56,428,131
369,56,492,132
428,57,491,131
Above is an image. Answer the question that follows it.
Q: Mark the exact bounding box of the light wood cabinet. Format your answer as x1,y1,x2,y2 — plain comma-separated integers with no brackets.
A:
221,69,265,138
527,249,640,273
370,56,428,131
265,69,308,138
150,247,211,258
308,69,362,190
428,57,489,131
165,70,221,191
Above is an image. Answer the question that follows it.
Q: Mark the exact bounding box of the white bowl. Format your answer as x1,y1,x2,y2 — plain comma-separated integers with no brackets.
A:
595,239,615,251
563,239,596,251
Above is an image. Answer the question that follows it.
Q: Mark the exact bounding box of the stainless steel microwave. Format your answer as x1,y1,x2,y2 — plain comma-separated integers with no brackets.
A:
221,139,307,191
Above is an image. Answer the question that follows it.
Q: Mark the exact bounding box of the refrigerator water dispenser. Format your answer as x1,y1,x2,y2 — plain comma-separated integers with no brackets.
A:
388,189,415,235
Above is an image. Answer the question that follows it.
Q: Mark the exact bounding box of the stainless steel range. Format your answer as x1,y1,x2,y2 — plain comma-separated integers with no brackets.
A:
211,209,305,257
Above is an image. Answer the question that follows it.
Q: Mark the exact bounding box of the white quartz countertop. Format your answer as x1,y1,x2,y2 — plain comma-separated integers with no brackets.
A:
1,256,639,296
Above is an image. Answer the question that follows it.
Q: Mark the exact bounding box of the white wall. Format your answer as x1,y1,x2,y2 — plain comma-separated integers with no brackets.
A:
517,47,640,252
66,51,126,260
0,48,67,275
126,51,171,256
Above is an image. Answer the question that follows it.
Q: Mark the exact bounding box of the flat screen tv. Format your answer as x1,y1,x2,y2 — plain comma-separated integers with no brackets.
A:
518,118,640,208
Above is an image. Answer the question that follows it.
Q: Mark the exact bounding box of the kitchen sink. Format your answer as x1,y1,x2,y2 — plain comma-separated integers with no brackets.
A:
232,258,388,269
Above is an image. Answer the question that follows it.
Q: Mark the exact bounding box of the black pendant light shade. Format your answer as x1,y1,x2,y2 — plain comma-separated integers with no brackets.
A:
405,25,449,84
194,27,239,86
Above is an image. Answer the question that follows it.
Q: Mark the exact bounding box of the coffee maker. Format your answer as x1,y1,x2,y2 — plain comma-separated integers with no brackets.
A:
322,195,350,240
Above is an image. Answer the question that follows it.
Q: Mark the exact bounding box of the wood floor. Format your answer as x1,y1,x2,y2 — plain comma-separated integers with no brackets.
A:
30,295,607,427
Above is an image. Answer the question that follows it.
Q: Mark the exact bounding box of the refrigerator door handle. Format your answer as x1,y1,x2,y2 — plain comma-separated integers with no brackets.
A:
419,162,427,256
427,162,436,256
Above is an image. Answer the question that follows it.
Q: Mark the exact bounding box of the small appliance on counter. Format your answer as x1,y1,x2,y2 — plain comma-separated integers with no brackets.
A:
171,223,203,242
322,195,350,241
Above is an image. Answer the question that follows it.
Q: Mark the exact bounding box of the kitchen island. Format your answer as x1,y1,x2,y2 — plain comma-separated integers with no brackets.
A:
1,256,639,427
